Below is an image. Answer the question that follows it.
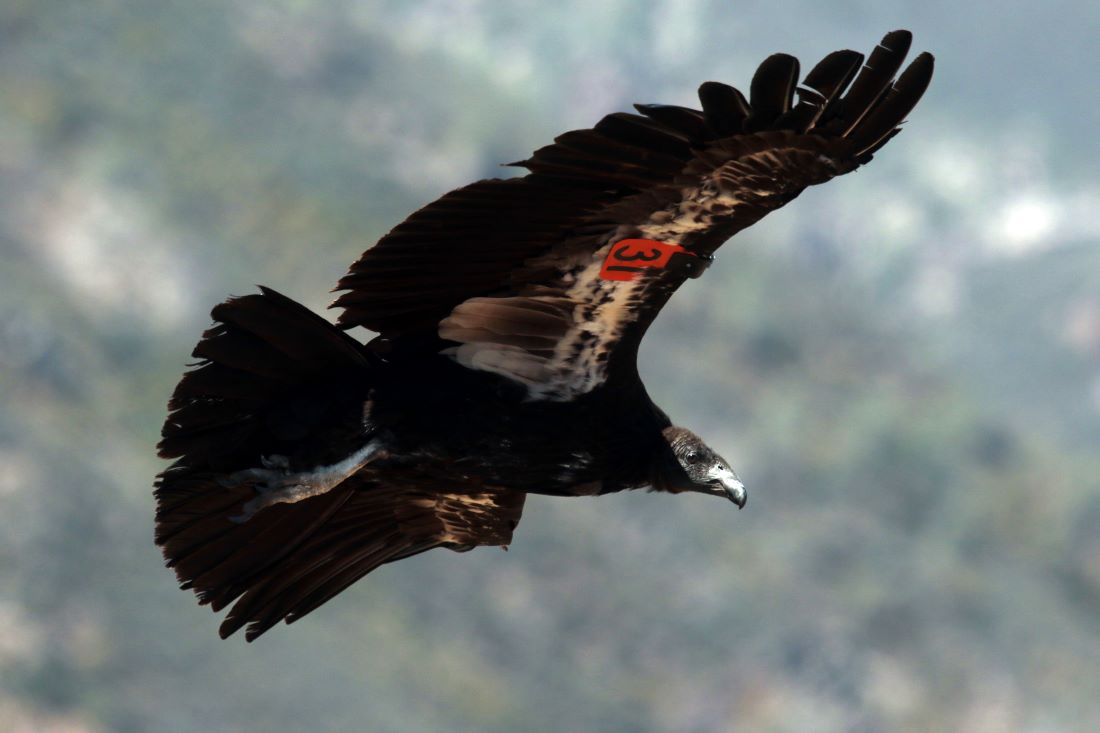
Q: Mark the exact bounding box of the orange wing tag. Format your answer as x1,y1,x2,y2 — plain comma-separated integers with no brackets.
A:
599,239,687,282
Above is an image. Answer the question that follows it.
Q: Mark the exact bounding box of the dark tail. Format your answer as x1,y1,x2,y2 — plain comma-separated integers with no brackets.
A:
154,287,375,631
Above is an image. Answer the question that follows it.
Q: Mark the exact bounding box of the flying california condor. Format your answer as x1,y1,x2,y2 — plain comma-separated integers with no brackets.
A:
156,30,934,640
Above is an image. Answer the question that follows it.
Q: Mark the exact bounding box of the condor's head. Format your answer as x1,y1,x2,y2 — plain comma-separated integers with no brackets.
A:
656,426,746,508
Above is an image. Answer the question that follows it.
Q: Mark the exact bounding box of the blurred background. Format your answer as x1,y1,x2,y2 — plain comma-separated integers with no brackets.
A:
2,1,1098,731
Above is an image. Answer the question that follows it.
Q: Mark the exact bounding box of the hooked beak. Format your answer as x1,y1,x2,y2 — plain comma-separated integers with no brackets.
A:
707,466,747,509
723,478,747,509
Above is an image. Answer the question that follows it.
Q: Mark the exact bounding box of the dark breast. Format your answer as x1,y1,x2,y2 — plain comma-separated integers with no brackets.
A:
367,352,667,496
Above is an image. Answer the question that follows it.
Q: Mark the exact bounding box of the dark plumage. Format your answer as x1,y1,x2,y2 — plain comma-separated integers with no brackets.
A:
156,31,934,640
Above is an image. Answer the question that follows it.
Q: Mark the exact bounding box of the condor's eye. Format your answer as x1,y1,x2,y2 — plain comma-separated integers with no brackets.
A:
685,451,701,464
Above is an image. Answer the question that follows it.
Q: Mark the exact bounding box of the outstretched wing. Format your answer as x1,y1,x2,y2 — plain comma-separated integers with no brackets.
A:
156,468,524,641
332,30,933,400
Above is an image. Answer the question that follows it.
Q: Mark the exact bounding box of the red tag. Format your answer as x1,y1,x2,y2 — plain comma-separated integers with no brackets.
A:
599,239,687,281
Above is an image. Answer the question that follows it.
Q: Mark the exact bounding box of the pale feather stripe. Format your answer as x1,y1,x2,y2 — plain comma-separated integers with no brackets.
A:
437,166,753,400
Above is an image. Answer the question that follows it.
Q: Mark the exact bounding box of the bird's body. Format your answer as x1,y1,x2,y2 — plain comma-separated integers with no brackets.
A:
156,31,934,640
366,354,662,497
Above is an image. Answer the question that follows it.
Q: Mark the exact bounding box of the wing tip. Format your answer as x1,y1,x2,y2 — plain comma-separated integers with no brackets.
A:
880,29,913,52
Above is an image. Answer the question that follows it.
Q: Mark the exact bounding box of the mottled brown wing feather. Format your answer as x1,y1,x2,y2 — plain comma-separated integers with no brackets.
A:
426,39,931,399
331,31,932,347
157,470,525,642
331,169,654,336
158,287,374,472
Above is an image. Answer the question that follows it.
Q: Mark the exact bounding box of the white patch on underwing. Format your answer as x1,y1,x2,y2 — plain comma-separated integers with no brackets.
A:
437,164,753,400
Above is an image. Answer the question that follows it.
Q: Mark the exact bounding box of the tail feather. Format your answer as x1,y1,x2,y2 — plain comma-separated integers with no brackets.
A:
155,287,375,629
157,287,371,465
